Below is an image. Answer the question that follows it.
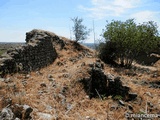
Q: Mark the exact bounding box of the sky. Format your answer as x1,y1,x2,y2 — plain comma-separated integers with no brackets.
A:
0,0,160,43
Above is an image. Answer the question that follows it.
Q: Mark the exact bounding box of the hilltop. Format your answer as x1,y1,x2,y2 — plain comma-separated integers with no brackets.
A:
0,29,159,120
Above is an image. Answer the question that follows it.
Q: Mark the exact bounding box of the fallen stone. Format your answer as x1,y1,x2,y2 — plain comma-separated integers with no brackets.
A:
48,78,55,82
11,104,33,119
81,62,85,67
0,107,14,120
48,74,53,78
40,83,47,87
147,102,154,108
127,93,137,101
127,104,133,111
60,86,68,94
80,62,131,100
119,100,125,106
21,79,27,86
110,104,118,111
36,71,43,75
145,92,153,98
22,104,33,119
63,73,70,78
25,74,30,79
86,116,90,119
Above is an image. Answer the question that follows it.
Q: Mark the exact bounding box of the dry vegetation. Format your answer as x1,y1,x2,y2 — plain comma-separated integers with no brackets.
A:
0,38,160,120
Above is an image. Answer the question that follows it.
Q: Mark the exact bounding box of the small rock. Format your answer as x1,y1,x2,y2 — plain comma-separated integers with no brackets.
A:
62,69,67,72
145,92,153,98
147,102,154,108
22,104,33,119
60,86,68,94
128,104,133,111
108,96,112,99
0,107,14,120
46,105,53,111
57,61,64,66
96,59,101,62
152,73,158,78
25,74,30,79
36,71,43,75
119,100,125,106
61,99,66,105
48,78,55,82
110,104,118,111
21,79,27,86
40,83,47,87
85,95,90,99
86,116,90,119
128,93,137,101
48,74,53,78
63,73,69,78
38,91,44,94
81,62,85,66
88,63,94,68
58,93,65,99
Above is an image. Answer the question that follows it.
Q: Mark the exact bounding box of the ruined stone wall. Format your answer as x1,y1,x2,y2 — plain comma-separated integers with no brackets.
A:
0,29,58,76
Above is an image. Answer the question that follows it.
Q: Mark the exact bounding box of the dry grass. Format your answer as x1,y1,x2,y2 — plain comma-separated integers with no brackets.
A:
0,40,160,120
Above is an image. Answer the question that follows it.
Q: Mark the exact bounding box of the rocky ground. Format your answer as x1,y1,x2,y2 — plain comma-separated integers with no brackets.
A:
0,37,160,120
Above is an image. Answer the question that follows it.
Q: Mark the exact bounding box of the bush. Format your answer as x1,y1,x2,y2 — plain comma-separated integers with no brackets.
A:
99,19,160,67
98,41,117,65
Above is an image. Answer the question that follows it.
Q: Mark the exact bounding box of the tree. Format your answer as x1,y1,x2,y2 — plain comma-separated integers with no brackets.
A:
100,19,159,67
71,17,90,42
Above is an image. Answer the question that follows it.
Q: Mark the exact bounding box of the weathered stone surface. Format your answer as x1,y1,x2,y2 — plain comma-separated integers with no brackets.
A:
0,104,33,120
0,29,58,77
0,107,14,120
11,104,33,119
80,62,137,101
119,100,125,106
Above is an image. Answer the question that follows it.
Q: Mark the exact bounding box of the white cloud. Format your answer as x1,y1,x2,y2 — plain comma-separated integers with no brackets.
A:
130,11,159,23
79,0,141,19
130,11,160,31
113,0,138,9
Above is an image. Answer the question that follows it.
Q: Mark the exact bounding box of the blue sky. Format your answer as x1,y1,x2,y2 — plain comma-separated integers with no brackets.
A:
0,0,160,43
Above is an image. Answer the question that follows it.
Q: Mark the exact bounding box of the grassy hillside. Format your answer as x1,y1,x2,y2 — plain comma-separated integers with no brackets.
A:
0,38,159,119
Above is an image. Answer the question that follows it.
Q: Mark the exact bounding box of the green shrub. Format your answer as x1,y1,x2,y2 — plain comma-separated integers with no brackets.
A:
99,19,160,67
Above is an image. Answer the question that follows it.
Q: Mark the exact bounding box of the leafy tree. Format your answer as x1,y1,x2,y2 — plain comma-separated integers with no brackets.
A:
71,17,90,42
100,19,159,67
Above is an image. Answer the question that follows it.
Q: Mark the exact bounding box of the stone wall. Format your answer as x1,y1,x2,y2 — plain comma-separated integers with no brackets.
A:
0,29,58,76
80,61,137,101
